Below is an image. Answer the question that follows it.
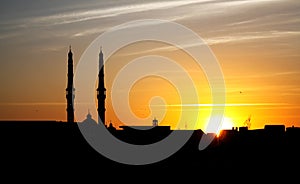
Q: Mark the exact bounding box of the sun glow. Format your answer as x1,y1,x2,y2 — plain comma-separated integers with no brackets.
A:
217,117,235,136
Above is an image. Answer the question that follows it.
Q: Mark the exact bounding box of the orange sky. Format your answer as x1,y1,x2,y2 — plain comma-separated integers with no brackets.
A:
102,41,300,131
0,0,300,133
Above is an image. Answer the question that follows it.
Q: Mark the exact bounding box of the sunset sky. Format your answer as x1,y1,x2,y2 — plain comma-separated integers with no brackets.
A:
0,0,299,132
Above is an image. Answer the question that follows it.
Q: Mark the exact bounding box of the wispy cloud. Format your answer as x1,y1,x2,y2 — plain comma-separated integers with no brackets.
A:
225,84,300,95
0,102,97,106
0,102,65,106
227,71,300,80
255,106,300,110
151,102,300,112
72,28,105,37
205,31,300,45
26,0,203,27
0,32,22,40
227,14,300,29
1,0,296,42
118,29,300,57
153,103,290,107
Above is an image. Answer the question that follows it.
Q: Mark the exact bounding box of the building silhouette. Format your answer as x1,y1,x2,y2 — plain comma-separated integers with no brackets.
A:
66,46,75,123
81,110,97,125
152,117,158,126
97,47,106,125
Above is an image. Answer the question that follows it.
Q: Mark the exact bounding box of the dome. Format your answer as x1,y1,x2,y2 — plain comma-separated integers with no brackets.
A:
81,111,97,125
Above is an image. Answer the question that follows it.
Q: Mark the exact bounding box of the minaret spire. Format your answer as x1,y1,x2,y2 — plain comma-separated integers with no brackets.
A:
66,45,75,123
97,46,106,125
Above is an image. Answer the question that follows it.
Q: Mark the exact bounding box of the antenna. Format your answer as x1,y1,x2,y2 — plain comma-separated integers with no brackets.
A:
244,115,251,129
152,117,158,126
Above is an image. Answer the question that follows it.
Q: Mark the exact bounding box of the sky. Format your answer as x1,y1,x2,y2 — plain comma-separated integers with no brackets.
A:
0,0,300,132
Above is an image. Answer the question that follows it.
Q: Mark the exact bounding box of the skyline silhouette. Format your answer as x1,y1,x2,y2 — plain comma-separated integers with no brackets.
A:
0,118,299,175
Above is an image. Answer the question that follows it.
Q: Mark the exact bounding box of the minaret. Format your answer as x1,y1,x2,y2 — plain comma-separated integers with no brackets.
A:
66,45,75,123
97,47,106,125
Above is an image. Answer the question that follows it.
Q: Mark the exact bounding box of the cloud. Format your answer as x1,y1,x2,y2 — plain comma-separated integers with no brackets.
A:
2,0,297,43
26,0,203,27
0,32,22,40
226,71,300,81
255,106,300,110
118,29,300,57
226,13,300,28
0,102,65,106
150,102,300,111
24,0,285,29
154,103,291,107
72,28,105,37
205,31,300,45
0,102,97,106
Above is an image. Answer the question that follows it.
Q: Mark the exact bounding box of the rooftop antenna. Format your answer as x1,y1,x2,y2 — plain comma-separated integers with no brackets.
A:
153,117,158,126
244,115,251,129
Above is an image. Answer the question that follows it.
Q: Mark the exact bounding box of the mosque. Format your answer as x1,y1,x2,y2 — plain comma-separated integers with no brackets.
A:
65,46,164,131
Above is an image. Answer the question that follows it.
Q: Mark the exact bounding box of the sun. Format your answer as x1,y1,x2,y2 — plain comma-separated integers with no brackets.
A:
217,117,234,136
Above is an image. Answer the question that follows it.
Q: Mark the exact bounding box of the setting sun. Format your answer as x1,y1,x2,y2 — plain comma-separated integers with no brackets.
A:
217,117,235,136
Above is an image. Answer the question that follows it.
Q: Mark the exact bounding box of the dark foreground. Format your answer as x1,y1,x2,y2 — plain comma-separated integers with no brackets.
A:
1,121,300,179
